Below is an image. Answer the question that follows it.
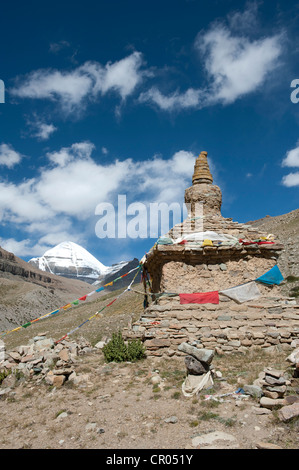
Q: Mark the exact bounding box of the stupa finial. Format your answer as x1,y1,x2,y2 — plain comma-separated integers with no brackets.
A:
192,151,213,185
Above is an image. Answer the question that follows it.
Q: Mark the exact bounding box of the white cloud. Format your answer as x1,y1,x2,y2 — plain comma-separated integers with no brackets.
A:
281,144,299,187
11,52,147,115
282,146,299,167
139,87,202,112
0,143,22,168
0,237,51,257
195,25,282,105
26,115,57,141
33,122,57,141
282,172,299,187
139,5,282,112
0,142,200,256
227,1,259,33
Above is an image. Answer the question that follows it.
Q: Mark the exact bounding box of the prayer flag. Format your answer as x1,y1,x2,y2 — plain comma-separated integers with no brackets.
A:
256,265,284,286
179,291,219,305
220,281,261,303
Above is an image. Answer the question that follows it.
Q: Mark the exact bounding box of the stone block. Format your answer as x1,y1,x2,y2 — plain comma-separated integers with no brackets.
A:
278,403,299,421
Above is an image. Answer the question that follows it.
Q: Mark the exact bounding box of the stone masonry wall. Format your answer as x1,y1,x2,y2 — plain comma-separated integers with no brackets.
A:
124,294,299,357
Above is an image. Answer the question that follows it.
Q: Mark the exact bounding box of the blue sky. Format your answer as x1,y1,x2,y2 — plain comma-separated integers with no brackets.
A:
0,0,299,267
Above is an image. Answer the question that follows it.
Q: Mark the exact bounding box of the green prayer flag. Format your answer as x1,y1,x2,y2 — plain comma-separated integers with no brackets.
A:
72,300,79,305
22,322,31,328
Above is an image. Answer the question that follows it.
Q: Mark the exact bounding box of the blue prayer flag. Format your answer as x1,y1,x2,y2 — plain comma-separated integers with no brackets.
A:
256,265,284,285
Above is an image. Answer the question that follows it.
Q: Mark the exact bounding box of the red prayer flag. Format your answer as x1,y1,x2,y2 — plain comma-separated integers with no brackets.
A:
79,295,87,301
179,291,219,305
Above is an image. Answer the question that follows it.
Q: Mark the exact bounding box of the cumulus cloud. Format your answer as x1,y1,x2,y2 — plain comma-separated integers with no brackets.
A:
0,237,52,257
0,142,199,256
282,172,299,187
0,143,22,168
139,87,202,112
282,146,299,168
195,25,282,105
26,115,57,141
281,144,299,187
139,5,282,112
11,52,147,115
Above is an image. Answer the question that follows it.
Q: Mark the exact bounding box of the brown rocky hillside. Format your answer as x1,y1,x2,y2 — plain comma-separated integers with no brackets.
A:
0,245,95,332
246,208,299,298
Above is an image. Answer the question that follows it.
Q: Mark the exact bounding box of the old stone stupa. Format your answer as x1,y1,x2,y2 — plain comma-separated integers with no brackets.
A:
124,152,299,357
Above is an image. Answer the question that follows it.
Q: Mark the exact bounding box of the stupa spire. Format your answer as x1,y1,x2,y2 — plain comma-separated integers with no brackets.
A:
192,151,213,185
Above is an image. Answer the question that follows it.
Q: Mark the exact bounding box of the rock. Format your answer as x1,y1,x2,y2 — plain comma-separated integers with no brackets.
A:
58,349,70,362
286,348,299,365
1,373,17,389
255,441,283,449
278,403,299,422
150,375,162,385
56,412,68,420
259,397,285,409
33,338,55,351
192,431,237,448
8,351,22,362
243,384,263,398
52,368,73,376
0,387,12,396
284,395,299,405
21,355,35,363
184,356,208,375
95,341,106,349
252,407,272,415
264,375,286,386
178,343,214,365
45,371,66,387
85,423,98,432
164,416,178,424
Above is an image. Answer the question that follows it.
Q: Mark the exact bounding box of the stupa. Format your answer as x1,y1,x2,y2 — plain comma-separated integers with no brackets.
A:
124,152,299,357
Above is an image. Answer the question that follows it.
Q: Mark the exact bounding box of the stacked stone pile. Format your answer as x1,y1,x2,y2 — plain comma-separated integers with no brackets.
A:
0,333,98,390
177,342,215,396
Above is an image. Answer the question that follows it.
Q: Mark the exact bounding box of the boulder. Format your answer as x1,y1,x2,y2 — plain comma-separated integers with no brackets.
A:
184,355,208,375
278,402,299,422
178,343,214,365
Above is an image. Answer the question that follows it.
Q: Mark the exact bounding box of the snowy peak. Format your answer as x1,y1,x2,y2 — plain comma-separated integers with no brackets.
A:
29,241,108,284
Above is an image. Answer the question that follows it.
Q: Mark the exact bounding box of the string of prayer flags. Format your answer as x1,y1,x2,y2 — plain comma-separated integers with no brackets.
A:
0,265,141,339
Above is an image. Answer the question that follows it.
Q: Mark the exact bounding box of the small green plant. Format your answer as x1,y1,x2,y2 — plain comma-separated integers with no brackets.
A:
0,369,11,385
103,330,146,363
286,275,299,283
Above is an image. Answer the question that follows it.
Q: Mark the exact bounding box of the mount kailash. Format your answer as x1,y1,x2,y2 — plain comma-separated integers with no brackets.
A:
28,241,139,289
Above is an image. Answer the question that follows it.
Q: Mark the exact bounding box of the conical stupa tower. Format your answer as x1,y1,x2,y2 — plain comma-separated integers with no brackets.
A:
185,151,222,218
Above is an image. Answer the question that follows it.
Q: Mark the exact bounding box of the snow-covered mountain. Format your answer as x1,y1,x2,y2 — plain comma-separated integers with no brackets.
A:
28,241,108,284
28,241,140,287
